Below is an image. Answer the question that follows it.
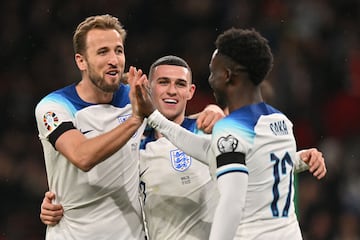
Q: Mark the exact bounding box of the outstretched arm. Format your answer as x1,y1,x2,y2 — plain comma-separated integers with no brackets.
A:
147,110,211,164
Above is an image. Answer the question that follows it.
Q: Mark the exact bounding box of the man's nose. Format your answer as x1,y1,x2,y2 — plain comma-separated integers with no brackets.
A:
108,51,119,65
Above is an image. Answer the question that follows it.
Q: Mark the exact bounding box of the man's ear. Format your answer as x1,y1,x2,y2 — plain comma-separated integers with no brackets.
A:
225,67,233,84
187,84,196,101
75,53,86,71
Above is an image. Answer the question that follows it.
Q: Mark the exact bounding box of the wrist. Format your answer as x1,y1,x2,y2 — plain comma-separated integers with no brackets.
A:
129,115,143,126
147,110,162,129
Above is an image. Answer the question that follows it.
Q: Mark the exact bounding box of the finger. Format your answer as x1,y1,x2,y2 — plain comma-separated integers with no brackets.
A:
314,166,326,179
308,158,319,173
40,213,54,226
135,85,145,106
300,148,318,164
140,77,151,98
202,126,212,134
201,115,213,130
301,151,313,164
319,167,327,179
202,115,223,134
195,111,207,129
307,155,319,172
40,208,63,225
311,154,325,173
196,118,203,130
42,194,63,211
202,118,217,134
144,79,151,93
197,110,218,132
134,68,143,80
40,213,62,226
42,201,63,211
300,153,309,164
312,165,321,178
42,207,63,217
44,191,55,200
44,220,59,226
128,66,135,79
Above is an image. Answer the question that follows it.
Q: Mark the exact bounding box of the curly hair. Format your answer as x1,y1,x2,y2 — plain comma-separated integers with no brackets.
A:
215,28,273,85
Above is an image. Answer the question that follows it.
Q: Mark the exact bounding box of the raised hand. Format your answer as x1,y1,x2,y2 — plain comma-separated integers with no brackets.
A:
195,104,225,133
128,66,155,118
127,66,148,120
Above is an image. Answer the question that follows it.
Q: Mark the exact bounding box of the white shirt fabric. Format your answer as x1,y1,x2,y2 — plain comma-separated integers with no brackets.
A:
35,83,146,240
210,103,303,240
147,103,305,240
139,118,219,240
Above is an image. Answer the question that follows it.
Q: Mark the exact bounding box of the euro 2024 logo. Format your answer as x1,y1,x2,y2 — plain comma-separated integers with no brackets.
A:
43,112,59,131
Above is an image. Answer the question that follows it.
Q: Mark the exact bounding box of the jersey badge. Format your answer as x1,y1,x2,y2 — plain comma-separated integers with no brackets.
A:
170,149,192,172
117,114,131,124
217,135,238,153
43,111,59,131
117,114,137,137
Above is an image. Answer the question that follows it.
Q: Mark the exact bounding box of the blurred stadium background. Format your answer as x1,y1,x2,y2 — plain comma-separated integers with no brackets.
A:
0,0,359,239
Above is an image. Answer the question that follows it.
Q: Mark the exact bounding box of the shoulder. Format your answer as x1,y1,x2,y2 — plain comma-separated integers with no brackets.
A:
111,84,131,107
35,84,82,114
181,118,198,132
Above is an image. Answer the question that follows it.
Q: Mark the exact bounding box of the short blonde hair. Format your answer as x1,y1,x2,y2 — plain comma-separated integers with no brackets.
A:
73,14,127,55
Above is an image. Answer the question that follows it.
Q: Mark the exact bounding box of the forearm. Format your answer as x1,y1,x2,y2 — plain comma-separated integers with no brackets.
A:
57,116,143,171
147,110,210,164
209,172,248,240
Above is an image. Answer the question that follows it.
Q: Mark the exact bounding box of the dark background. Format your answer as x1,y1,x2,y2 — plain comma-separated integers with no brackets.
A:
0,0,359,239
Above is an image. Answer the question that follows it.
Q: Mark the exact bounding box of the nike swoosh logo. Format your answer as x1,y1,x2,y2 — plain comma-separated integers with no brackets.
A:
140,167,149,177
80,130,94,135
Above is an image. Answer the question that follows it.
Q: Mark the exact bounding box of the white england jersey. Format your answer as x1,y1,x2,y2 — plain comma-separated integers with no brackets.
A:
211,102,302,240
139,118,219,240
35,83,146,240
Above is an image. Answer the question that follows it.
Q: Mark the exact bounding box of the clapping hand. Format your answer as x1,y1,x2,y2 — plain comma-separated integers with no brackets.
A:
128,66,155,119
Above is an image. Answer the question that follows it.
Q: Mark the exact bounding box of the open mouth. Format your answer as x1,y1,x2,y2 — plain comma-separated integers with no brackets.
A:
163,98,178,104
106,70,119,77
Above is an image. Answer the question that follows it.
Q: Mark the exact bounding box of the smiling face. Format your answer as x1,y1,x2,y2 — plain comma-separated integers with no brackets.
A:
149,65,195,124
76,28,125,93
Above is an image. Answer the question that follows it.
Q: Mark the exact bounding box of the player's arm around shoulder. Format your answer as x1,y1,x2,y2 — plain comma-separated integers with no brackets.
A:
189,104,226,134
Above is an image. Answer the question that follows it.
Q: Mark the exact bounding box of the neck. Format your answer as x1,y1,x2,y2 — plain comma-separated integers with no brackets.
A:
172,114,185,125
155,114,185,139
227,86,263,113
76,79,114,104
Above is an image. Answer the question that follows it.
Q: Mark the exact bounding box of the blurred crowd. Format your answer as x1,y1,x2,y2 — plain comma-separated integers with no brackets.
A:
0,0,359,239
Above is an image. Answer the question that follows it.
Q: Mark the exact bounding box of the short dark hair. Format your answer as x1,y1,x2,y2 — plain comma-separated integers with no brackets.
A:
149,55,192,81
215,28,273,85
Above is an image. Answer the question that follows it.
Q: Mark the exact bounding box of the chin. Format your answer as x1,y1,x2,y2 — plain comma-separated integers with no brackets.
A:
161,111,177,121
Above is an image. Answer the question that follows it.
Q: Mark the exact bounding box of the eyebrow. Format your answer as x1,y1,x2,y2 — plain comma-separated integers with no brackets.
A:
157,77,188,82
